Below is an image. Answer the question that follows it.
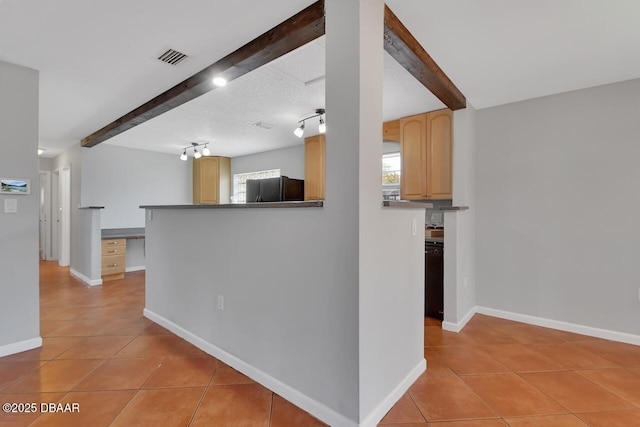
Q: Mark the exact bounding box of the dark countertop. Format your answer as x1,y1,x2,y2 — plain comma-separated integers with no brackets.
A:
440,206,469,211
140,201,323,209
102,228,145,239
79,206,104,210
382,200,433,209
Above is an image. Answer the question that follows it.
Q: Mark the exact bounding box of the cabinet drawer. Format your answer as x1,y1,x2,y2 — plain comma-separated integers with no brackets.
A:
102,254,126,276
102,239,126,250
102,246,125,256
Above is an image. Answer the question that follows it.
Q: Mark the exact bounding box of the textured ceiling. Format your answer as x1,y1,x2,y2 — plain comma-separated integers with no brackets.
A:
104,36,444,158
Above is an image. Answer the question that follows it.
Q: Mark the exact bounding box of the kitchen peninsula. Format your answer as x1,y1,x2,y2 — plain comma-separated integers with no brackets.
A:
139,196,427,426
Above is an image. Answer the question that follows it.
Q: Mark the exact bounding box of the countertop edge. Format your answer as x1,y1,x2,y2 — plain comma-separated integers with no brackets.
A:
102,227,145,239
382,201,433,209
140,201,324,209
440,206,469,211
79,206,104,210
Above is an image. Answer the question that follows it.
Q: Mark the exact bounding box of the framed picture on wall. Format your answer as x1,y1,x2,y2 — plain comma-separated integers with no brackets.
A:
0,178,31,195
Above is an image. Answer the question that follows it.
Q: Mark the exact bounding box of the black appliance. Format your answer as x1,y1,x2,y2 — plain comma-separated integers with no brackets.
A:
246,176,304,202
425,241,444,320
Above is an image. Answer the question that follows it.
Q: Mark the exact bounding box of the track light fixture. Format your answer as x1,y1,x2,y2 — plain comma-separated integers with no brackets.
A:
179,142,211,161
293,108,326,138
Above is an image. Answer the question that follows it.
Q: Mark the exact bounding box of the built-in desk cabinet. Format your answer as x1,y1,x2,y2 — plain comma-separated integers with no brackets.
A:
193,156,231,204
102,238,126,281
400,109,452,200
304,134,325,201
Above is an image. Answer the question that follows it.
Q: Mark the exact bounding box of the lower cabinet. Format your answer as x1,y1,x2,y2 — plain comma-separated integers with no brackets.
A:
102,238,126,281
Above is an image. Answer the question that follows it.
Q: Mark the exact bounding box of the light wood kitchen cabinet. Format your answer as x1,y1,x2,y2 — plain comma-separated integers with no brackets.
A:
400,109,452,200
382,119,400,142
102,238,126,281
193,156,231,204
304,134,325,200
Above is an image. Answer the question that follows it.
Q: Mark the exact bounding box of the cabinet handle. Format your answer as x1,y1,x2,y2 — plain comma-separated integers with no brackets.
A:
107,249,118,254
107,242,118,245
107,263,118,268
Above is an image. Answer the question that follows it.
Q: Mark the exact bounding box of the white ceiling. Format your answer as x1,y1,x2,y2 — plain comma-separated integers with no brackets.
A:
104,37,444,158
1,0,639,158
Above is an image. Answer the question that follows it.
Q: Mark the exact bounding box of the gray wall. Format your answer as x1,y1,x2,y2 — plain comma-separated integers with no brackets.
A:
0,60,40,351
81,144,191,229
476,78,640,335
231,144,305,180
38,157,53,171
145,1,424,425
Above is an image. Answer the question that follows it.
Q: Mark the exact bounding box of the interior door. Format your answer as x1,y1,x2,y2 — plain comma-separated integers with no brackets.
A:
39,171,52,260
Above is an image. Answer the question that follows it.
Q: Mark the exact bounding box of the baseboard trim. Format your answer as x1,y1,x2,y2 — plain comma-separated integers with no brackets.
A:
144,309,359,427
70,268,102,286
125,266,145,273
476,306,640,346
0,337,42,358
359,359,426,427
442,306,477,333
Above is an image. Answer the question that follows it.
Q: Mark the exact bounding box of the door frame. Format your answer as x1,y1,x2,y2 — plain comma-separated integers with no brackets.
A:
38,170,52,260
52,167,71,267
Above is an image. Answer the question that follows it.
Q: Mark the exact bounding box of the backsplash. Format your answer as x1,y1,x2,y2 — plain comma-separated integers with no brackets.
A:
423,199,452,226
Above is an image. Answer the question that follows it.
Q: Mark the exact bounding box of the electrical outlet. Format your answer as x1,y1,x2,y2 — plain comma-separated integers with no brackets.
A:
217,295,224,311
411,219,417,236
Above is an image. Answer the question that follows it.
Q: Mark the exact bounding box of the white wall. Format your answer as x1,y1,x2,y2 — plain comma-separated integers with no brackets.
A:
476,78,640,336
231,144,304,180
53,144,84,275
0,60,40,355
339,0,425,422
81,144,191,229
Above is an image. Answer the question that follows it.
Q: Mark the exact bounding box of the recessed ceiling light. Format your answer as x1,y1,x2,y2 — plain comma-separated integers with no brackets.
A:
212,77,227,87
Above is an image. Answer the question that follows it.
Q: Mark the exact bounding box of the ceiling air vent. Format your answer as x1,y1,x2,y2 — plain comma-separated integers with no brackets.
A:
157,49,188,66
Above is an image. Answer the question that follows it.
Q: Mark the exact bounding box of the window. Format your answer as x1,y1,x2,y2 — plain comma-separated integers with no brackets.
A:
233,169,281,203
382,152,400,200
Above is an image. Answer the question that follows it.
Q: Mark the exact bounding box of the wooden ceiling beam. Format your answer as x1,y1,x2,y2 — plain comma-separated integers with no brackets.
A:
383,5,466,111
81,1,325,147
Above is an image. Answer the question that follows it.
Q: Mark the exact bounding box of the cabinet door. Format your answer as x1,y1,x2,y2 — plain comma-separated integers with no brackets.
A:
382,119,400,142
426,109,452,199
304,134,325,200
194,157,220,204
400,113,427,199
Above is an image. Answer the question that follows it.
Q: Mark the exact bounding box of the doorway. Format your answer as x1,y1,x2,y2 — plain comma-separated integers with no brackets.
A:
38,171,52,260
52,168,70,266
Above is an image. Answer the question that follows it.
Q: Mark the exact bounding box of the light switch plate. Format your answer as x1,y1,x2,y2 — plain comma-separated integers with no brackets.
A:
4,199,17,214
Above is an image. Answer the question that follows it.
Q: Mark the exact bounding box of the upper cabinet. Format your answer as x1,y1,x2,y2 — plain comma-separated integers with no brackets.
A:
399,108,452,200
304,134,326,200
382,119,400,142
193,156,231,204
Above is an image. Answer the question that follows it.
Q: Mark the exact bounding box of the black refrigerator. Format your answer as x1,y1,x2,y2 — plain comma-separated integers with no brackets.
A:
246,176,304,202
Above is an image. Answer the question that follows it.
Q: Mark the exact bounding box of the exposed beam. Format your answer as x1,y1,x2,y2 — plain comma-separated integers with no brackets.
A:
383,5,466,111
82,1,325,148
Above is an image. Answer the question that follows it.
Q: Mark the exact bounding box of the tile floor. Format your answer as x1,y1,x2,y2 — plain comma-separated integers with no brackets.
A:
0,262,639,426
381,317,640,426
